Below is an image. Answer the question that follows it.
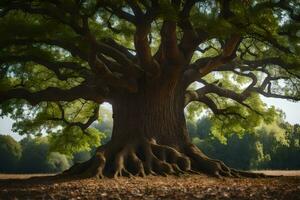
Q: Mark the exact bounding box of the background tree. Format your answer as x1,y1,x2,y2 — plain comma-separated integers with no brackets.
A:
191,114,300,170
0,135,21,172
268,123,300,169
19,136,70,173
0,0,299,178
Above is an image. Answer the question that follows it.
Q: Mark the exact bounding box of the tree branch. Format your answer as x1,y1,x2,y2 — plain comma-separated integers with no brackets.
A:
95,42,142,76
1,1,86,35
184,34,241,85
185,72,258,111
55,103,100,132
189,94,246,119
155,20,182,65
0,38,88,61
178,0,209,61
98,1,137,24
0,54,90,80
100,38,136,61
0,85,106,105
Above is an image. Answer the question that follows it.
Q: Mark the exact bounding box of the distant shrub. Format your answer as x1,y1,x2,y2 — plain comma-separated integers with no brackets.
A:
47,152,70,172
0,135,22,172
19,136,70,173
73,151,92,164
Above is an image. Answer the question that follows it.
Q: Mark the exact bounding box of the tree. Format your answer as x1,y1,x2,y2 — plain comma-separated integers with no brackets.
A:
268,123,300,169
19,136,70,173
0,135,21,172
0,0,299,178
47,152,71,173
19,137,51,173
190,114,300,170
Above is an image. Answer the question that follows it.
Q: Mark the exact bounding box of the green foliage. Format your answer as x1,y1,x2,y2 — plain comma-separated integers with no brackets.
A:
0,0,299,163
186,89,278,143
18,136,70,173
72,150,92,163
0,135,21,172
157,0,179,21
47,152,70,172
0,133,105,173
189,116,300,170
49,126,103,156
0,99,106,156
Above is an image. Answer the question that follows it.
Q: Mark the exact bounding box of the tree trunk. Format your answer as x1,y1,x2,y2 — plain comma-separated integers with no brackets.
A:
61,79,265,178
111,80,189,148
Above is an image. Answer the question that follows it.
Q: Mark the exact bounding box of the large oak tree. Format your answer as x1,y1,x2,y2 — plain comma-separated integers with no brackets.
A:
0,0,299,178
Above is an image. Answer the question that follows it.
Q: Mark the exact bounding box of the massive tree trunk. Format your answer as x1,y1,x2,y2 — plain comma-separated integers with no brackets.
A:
62,77,264,179
111,78,189,148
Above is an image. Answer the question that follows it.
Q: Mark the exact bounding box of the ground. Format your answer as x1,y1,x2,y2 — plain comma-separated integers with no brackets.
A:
0,172,300,200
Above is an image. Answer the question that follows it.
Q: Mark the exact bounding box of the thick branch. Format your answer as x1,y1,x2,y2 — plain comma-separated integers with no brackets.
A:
134,23,160,77
185,79,253,107
126,0,144,18
0,54,90,80
0,85,106,105
185,72,259,114
100,38,136,61
189,94,246,119
95,42,142,77
99,1,137,24
0,38,88,61
156,21,182,64
184,34,241,85
178,0,210,61
185,69,300,113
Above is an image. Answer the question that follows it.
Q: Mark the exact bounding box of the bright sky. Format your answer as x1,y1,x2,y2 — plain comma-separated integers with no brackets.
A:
0,99,299,141
261,97,300,124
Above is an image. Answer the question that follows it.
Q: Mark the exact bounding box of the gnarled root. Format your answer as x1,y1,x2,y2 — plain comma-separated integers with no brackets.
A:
185,144,266,178
59,138,265,179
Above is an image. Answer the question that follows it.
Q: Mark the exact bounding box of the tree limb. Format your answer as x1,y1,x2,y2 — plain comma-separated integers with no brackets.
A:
55,103,100,132
0,85,106,105
189,94,246,119
0,54,90,80
184,34,241,85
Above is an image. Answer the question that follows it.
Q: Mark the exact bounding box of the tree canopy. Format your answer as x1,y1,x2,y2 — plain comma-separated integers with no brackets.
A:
0,0,299,155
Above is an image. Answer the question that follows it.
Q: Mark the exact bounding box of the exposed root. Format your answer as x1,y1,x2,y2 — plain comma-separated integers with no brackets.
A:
185,144,265,178
59,138,266,179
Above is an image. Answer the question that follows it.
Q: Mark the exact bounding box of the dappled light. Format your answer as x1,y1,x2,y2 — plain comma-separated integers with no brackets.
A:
0,0,300,199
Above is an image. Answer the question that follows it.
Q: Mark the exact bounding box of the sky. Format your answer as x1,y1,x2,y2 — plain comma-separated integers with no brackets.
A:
0,99,299,141
261,97,300,124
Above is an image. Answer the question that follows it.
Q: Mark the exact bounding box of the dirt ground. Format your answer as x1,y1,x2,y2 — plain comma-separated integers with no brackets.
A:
0,172,300,200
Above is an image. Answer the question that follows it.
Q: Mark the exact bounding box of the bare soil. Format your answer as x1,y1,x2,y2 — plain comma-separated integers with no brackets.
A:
0,172,300,200
253,170,300,176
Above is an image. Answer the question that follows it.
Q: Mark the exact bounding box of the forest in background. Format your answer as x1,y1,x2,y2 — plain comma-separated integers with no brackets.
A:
1,106,299,173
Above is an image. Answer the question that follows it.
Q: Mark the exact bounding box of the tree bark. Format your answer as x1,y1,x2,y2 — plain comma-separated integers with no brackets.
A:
111,80,189,148
61,78,265,179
